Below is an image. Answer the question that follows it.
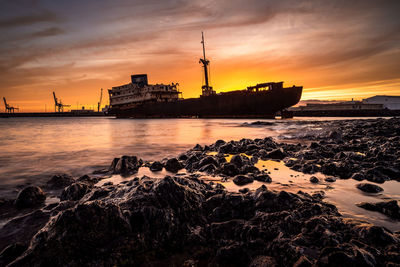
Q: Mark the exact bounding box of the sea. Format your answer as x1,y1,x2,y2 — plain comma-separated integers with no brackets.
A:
0,116,399,230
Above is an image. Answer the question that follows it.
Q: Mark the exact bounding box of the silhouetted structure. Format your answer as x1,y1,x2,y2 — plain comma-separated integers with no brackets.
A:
53,92,70,112
199,31,215,97
109,32,303,118
97,88,103,112
3,97,19,113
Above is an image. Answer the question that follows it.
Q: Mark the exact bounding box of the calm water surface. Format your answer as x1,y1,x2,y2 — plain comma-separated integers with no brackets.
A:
0,116,398,230
0,117,289,196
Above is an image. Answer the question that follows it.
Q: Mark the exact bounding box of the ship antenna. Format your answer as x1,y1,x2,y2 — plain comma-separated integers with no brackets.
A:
202,31,207,62
200,31,212,96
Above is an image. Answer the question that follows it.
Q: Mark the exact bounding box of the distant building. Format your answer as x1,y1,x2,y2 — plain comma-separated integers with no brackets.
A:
362,95,400,110
292,101,383,111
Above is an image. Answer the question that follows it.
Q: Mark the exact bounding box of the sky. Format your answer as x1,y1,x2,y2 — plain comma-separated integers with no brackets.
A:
0,0,399,112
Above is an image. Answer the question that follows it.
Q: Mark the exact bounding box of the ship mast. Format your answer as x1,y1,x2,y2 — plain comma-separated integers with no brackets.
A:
199,32,214,96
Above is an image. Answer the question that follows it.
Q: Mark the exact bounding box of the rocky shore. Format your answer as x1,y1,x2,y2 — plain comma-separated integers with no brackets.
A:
1,117,400,266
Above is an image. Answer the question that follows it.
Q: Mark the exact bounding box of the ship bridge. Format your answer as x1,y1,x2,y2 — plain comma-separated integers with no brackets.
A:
247,82,284,92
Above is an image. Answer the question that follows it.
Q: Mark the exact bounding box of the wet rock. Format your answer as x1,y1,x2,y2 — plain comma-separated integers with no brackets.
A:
199,156,219,168
309,142,320,149
60,182,90,201
293,255,312,267
241,165,259,174
253,173,272,183
215,243,250,266
219,143,235,154
266,148,287,160
0,242,27,266
110,155,143,175
178,154,188,161
328,130,342,140
239,188,250,194
249,255,277,267
351,172,365,181
46,174,75,189
354,224,399,245
164,158,183,172
310,176,319,184
324,177,336,183
220,163,240,176
5,174,400,266
357,200,400,219
14,186,46,209
356,183,383,193
214,139,226,147
233,175,254,186
199,163,218,173
77,174,99,185
149,161,163,172
230,154,245,168
193,144,203,151
0,210,50,252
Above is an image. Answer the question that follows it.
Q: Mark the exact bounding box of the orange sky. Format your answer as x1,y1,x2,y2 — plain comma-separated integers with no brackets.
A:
1,0,399,112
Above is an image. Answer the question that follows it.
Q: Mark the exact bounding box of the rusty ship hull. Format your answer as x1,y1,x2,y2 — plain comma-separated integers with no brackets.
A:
113,85,303,118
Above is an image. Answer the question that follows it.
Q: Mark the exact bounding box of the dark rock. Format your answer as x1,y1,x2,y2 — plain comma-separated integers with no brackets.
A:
0,243,27,266
356,183,383,193
241,165,260,174
220,163,239,176
77,174,99,185
357,200,400,219
253,173,272,183
199,156,219,168
239,188,250,194
164,158,183,172
6,174,400,266
178,154,188,161
328,130,342,140
354,224,399,245
215,243,250,266
233,175,254,186
60,182,90,201
214,139,226,147
199,163,218,173
219,143,235,154
310,176,319,183
110,156,143,175
293,255,312,267
0,210,50,252
309,142,320,149
266,148,287,160
351,172,365,181
249,255,277,267
14,186,46,209
230,154,245,168
193,144,203,151
46,174,75,189
324,177,336,183
149,161,163,172
250,121,275,126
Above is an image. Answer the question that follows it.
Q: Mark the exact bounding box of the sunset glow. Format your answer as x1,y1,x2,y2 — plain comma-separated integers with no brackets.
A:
1,0,399,112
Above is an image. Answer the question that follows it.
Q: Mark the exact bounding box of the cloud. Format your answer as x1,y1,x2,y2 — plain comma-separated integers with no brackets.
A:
30,27,65,38
0,11,60,28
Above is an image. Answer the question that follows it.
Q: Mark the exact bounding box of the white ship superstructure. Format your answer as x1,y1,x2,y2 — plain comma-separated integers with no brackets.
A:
108,74,181,109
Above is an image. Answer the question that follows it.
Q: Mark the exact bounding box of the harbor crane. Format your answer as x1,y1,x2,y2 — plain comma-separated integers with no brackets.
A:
199,31,215,97
3,97,19,113
97,88,103,112
53,92,70,112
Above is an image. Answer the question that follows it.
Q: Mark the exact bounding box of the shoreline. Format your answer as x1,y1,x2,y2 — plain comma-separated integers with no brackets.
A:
1,117,399,266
